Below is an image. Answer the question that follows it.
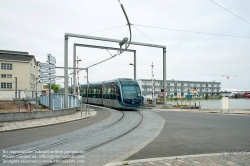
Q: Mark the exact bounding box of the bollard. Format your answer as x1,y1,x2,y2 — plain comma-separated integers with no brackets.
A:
190,101,191,111
199,101,200,111
88,105,90,115
85,104,87,116
81,105,83,117
181,100,182,111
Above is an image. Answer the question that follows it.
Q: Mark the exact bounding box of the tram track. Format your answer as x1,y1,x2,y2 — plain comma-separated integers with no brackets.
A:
0,109,125,163
43,111,144,166
0,110,144,166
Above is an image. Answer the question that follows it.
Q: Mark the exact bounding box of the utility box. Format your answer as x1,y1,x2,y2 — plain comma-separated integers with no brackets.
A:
222,97,229,111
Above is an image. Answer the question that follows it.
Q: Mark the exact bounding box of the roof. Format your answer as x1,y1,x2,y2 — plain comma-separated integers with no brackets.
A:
0,50,35,62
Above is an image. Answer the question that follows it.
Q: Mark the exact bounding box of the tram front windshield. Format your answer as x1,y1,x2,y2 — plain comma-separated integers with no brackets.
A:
120,81,141,99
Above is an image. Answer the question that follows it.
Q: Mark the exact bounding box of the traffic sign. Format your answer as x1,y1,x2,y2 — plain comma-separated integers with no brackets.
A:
38,79,55,84
38,74,56,79
38,68,56,74
47,54,56,64
38,63,56,69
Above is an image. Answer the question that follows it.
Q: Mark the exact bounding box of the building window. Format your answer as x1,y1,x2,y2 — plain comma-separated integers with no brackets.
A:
1,74,12,78
1,82,12,89
1,63,12,70
30,83,35,89
30,74,35,81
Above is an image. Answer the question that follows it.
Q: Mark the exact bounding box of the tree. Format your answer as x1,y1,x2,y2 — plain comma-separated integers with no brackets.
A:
43,84,60,93
205,92,209,100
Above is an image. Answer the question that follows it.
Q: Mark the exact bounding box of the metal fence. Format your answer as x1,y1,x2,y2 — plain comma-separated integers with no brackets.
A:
40,94,81,110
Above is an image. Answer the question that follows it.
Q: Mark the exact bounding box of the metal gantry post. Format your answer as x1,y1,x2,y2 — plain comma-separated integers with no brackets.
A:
134,51,136,80
86,69,89,83
73,44,76,95
163,47,167,105
64,35,69,108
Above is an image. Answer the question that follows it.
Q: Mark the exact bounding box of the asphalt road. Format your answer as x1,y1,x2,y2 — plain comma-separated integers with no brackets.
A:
0,107,110,149
128,111,250,160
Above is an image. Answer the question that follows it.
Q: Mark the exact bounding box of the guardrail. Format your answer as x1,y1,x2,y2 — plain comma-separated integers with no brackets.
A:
40,94,81,110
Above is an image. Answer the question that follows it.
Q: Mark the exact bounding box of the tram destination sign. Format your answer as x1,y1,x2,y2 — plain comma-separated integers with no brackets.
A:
38,63,56,69
39,68,56,74
38,79,55,84
47,54,56,64
38,74,56,79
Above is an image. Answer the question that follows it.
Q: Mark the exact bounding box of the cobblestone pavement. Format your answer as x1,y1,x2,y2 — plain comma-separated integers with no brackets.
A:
0,110,96,132
105,153,250,166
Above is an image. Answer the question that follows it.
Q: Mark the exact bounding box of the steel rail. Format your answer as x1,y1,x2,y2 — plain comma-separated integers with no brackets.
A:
0,109,124,163
43,111,144,166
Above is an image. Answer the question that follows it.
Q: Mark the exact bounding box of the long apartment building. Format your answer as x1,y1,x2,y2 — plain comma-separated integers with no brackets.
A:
0,50,42,99
137,79,221,97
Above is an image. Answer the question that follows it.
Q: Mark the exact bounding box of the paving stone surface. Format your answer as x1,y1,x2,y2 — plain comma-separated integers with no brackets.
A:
105,153,250,166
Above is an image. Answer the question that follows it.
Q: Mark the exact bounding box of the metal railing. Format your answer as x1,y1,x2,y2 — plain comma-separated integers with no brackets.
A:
40,93,81,110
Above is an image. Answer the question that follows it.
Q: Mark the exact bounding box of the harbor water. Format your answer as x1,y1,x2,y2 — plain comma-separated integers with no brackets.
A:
166,98,250,109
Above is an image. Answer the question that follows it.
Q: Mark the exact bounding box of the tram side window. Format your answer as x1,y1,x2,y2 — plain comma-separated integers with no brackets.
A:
111,86,115,99
93,88,97,98
81,88,87,97
116,85,121,101
96,88,101,98
103,86,107,99
107,86,111,99
88,87,93,98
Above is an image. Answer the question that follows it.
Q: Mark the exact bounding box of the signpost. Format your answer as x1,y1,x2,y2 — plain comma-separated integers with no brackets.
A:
38,54,56,110
38,79,56,84
38,63,56,69
38,74,56,79
47,54,56,64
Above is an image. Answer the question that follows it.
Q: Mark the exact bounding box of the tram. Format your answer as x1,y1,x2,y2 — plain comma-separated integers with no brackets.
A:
80,78,142,109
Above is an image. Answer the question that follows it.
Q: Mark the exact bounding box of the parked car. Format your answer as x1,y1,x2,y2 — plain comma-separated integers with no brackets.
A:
243,92,250,98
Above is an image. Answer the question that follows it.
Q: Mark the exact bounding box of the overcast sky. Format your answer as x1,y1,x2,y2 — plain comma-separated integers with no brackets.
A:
1,0,249,89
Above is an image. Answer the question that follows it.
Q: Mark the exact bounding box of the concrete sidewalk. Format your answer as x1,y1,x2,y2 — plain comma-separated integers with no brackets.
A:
0,110,96,132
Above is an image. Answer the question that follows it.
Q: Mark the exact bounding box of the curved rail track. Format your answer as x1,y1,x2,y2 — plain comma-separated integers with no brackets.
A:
0,110,144,166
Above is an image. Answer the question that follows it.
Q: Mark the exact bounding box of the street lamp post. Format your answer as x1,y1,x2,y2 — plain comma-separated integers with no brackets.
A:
70,77,72,94
129,51,136,80
73,59,82,95
129,63,136,80
35,77,38,111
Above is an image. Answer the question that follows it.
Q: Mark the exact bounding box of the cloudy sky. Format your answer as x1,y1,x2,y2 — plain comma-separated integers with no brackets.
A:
1,0,249,89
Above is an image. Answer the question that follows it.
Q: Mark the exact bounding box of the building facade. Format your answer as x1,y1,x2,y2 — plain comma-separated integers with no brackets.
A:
0,50,42,100
137,79,221,98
